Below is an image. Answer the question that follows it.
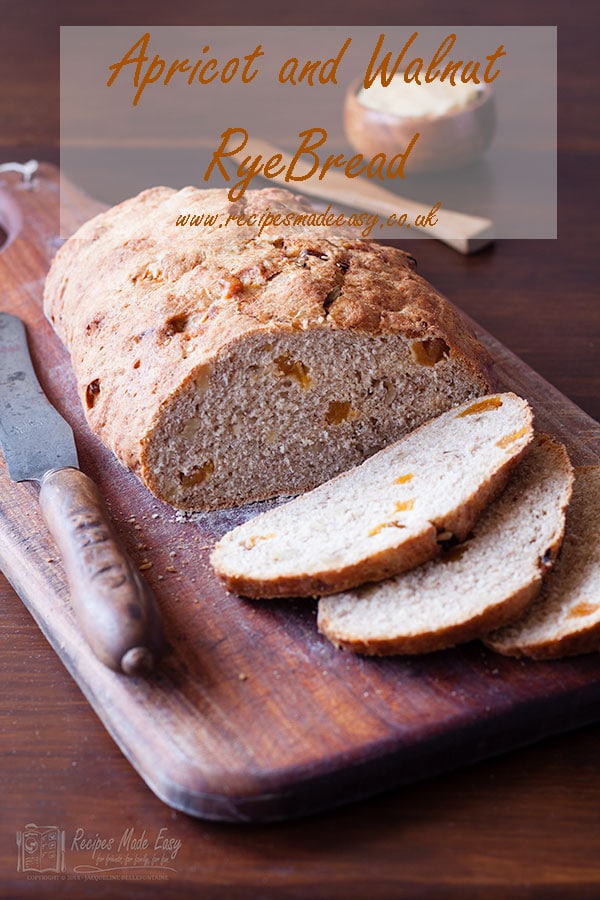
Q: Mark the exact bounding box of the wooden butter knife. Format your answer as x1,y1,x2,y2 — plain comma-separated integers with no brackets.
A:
238,137,493,254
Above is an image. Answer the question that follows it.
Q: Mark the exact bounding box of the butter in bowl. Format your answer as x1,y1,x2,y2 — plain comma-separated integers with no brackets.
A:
344,74,496,174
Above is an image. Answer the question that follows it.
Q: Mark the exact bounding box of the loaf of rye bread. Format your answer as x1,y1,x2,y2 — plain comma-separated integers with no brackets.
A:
44,186,493,510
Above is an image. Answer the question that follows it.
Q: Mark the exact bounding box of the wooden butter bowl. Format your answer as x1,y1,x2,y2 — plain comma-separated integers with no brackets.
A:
344,76,496,174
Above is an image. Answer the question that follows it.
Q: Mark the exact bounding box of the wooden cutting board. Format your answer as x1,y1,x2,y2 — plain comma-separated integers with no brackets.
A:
0,163,598,823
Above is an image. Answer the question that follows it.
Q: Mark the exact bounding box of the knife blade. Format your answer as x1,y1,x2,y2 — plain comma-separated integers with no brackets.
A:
0,312,163,676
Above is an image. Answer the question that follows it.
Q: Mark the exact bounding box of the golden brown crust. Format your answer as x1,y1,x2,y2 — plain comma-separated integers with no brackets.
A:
487,625,600,660
44,186,493,481
219,528,442,600
321,580,544,656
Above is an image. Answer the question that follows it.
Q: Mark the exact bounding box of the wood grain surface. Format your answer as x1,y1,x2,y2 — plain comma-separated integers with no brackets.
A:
0,162,598,824
0,1,598,898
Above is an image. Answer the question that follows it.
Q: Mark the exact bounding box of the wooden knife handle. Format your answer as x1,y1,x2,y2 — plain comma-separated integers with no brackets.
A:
39,467,164,676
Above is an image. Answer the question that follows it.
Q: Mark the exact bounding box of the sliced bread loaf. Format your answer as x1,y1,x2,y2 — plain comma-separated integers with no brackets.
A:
211,393,534,598
485,466,600,659
44,187,493,511
317,434,573,655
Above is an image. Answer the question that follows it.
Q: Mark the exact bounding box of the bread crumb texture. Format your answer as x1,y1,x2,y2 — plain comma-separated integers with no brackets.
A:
44,186,493,510
211,392,534,598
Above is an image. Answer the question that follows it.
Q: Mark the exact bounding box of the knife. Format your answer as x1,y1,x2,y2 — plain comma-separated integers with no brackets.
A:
0,312,163,676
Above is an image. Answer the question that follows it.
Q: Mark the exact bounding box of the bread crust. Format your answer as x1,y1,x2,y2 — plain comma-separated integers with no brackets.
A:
218,528,440,599
487,626,600,660
320,581,543,656
44,186,493,493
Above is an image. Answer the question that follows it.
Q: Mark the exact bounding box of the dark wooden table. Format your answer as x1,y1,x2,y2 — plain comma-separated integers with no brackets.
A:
0,2,598,898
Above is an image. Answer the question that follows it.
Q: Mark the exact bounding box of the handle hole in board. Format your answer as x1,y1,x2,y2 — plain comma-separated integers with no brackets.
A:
0,190,23,254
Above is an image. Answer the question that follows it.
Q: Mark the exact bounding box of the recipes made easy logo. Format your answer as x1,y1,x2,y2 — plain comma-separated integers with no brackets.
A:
16,823,182,881
16,824,65,874
71,825,182,872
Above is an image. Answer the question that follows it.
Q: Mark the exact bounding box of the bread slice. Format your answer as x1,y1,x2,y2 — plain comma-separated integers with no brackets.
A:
211,393,534,598
317,434,573,655
485,466,600,659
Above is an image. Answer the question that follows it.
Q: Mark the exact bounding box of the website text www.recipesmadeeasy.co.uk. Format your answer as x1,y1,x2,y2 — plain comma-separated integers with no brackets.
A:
174,202,441,239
